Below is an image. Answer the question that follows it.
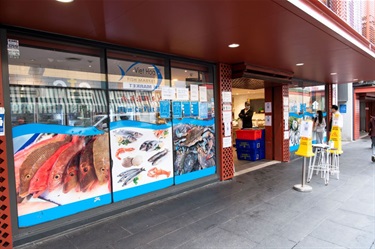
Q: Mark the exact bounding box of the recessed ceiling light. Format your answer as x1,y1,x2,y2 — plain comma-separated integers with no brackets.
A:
89,65,92,68
296,63,304,66
330,72,337,75
173,79,178,81
184,70,188,73
56,0,74,2
228,43,240,48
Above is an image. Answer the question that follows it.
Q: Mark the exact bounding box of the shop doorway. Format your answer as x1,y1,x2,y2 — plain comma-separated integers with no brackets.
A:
231,87,276,174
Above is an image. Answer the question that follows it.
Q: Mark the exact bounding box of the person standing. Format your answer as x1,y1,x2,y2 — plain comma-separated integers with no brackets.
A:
314,110,326,144
330,105,343,131
239,101,253,129
368,115,375,162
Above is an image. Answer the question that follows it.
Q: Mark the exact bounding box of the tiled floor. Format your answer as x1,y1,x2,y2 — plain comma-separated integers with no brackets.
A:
16,138,375,249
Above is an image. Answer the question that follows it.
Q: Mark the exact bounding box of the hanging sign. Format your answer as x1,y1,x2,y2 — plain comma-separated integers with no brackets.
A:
190,85,199,101
0,107,5,136
176,88,189,100
172,101,182,118
123,82,155,91
199,86,207,102
159,100,171,118
182,102,191,117
191,101,199,117
7,39,20,59
161,87,175,100
199,102,208,119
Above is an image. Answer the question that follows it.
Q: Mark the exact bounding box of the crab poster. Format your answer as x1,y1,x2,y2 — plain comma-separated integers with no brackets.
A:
12,124,112,227
110,120,174,202
173,118,216,184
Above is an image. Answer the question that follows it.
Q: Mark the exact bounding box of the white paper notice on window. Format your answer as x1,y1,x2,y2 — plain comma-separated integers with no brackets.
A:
223,136,232,148
190,84,199,101
284,131,289,140
176,88,189,100
224,122,231,136
222,111,232,123
283,97,289,106
265,102,272,113
222,91,232,103
300,120,313,138
265,115,272,126
161,87,176,100
199,86,207,102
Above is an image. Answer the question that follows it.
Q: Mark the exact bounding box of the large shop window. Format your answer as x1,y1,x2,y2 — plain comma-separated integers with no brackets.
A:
8,38,111,227
288,85,326,152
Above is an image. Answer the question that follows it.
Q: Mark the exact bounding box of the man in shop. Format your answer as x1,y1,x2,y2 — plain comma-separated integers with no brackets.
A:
239,101,253,129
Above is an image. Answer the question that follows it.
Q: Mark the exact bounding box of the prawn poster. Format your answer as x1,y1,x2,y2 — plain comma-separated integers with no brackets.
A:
110,120,174,202
12,124,112,227
173,118,216,184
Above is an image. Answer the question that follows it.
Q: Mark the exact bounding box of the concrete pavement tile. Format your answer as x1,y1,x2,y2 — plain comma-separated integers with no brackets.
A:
216,198,265,218
245,203,302,226
28,235,77,249
188,213,230,234
340,198,375,217
310,220,374,248
147,226,198,249
115,209,170,234
176,227,258,249
327,208,375,233
310,197,342,212
66,221,131,249
218,215,277,243
294,236,346,249
253,234,296,249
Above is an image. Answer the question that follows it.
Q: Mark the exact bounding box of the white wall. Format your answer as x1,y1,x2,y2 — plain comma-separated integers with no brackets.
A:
340,83,353,141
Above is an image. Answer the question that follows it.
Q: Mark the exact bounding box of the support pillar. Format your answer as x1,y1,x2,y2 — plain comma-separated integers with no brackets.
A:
217,64,234,180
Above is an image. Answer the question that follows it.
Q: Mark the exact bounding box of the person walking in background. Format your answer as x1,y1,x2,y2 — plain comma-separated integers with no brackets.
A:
239,101,253,129
314,110,326,144
368,115,375,162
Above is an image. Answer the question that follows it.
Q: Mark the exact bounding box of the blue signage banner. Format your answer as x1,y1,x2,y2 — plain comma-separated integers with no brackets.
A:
159,100,171,119
191,101,199,117
172,101,182,118
339,104,347,113
0,113,4,135
182,102,191,117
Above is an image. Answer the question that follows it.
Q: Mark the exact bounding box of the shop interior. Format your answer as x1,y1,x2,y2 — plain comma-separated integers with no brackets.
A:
231,83,272,174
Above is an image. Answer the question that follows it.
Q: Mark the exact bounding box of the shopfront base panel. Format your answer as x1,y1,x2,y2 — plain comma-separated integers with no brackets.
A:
175,166,216,185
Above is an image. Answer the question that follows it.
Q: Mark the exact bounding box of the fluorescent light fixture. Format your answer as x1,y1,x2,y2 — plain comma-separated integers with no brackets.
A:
148,66,154,69
172,79,178,81
330,72,337,75
228,43,240,48
353,78,358,81
296,63,304,66
57,0,74,2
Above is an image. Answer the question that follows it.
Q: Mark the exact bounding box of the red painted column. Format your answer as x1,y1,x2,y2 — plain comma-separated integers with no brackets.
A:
264,87,273,160
217,64,234,181
0,32,14,249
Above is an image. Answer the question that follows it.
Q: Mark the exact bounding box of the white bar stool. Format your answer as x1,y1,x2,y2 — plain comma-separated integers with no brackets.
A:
307,144,330,184
328,148,340,180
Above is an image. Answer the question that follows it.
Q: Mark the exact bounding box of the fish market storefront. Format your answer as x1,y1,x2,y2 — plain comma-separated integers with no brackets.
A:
1,33,217,244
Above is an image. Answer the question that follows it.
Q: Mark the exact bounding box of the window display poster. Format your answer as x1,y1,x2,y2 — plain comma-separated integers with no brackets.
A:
176,88,189,101
161,87,175,100
190,84,199,101
300,120,313,138
182,102,191,117
284,131,289,140
159,100,171,119
191,101,199,117
173,101,182,118
199,86,207,102
199,102,208,119
222,91,232,103
283,97,289,107
284,112,289,130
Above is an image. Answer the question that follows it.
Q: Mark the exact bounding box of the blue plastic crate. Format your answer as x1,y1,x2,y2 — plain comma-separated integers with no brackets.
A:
259,149,265,160
261,129,265,139
237,149,261,161
236,139,261,150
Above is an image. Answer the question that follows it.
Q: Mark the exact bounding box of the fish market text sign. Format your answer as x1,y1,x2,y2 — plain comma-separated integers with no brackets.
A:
118,63,163,91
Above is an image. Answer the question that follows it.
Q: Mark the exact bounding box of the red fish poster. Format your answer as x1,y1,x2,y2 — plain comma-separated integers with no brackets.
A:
13,124,112,227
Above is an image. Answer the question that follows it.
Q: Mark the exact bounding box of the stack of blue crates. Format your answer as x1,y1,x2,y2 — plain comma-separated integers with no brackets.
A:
236,129,265,161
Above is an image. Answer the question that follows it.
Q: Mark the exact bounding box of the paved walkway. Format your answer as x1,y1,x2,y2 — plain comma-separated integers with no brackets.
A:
16,139,375,249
